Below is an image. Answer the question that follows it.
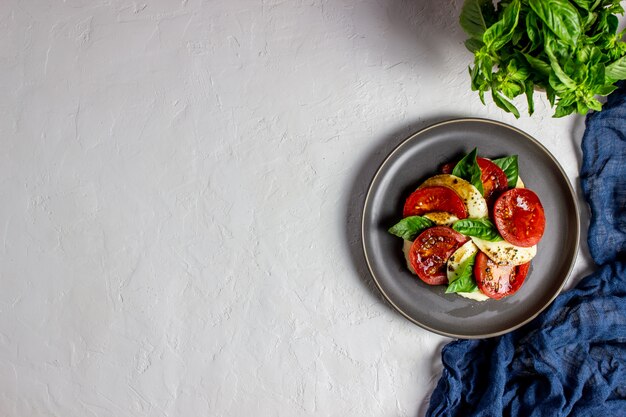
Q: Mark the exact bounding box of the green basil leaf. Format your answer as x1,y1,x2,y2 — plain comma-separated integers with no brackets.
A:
576,99,590,115
548,71,570,94
483,0,521,51
582,10,598,30
558,92,577,106
585,96,603,112
571,0,598,11
446,275,478,293
452,218,504,242
388,216,435,241
525,81,535,116
597,84,618,96
576,45,592,64
500,80,523,99
611,3,625,15
491,90,521,118
465,38,485,53
588,62,606,89
512,29,524,46
445,253,479,294
544,34,571,63
507,59,530,82
524,54,551,78
460,0,497,40
491,155,519,187
528,0,581,47
545,39,577,92
605,55,626,82
546,85,557,107
553,100,576,117
607,14,619,34
477,51,494,82
469,65,482,90
451,148,484,195
525,12,543,52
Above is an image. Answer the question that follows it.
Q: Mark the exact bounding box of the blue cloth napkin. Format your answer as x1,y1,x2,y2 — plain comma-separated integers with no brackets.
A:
426,85,626,417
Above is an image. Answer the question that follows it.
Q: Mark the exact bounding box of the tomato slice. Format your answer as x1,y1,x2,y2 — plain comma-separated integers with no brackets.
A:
474,252,530,299
403,186,468,219
493,188,546,247
477,158,509,205
409,226,469,285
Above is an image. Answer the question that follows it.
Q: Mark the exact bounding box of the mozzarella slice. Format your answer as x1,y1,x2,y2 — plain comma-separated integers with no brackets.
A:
458,291,490,301
471,237,536,266
447,241,478,282
403,239,416,274
516,175,525,188
423,211,459,226
446,241,489,302
419,174,488,219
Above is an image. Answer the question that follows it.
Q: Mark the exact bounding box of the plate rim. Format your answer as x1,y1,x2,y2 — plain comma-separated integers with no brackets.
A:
361,117,581,339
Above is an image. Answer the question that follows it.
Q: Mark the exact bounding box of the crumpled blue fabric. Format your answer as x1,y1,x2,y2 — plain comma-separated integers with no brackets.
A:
426,84,626,417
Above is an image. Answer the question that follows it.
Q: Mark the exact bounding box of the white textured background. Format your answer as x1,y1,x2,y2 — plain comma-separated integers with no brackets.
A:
0,1,595,416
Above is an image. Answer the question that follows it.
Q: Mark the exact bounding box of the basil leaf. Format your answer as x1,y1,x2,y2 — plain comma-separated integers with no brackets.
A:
528,0,581,47
523,54,551,78
483,0,521,51
506,59,529,82
524,81,535,116
588,62,606,90
451,148,484,195
607,14,619,34
446,253,479,294
605,55,626,82
525,12,542,51
571,0,596,11
585,96,603,112
465,38,484,53
545,38,577,92
491,90,521,118
452,218,504,242
554,100,576,118
459,0,497,40
597,84,618,96
491,155,519,188
388,216,434,241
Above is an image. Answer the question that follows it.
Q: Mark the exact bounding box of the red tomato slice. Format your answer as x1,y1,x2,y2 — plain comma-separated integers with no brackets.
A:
409,226,469,285
494,188,546,247
403,186,468,219
474,252,530,299
477,157,509,205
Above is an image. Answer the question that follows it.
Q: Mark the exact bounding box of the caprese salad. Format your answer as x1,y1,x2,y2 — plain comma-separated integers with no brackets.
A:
388,148,545,301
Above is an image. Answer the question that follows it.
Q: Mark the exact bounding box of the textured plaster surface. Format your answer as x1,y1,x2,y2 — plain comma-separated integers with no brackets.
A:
0,0,594,416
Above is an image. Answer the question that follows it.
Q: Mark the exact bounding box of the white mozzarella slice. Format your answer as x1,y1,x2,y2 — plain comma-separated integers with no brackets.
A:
446,241,479,282
419,174,488,219
403,239,416,274
423,212,459,226
458,291,490,301
471,237,536,266
446,241,489,302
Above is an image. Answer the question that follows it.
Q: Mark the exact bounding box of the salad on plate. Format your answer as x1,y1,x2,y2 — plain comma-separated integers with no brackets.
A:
388,148,546,301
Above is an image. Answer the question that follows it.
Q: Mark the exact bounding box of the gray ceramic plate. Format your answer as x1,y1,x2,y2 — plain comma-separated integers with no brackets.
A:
362,118,579,338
